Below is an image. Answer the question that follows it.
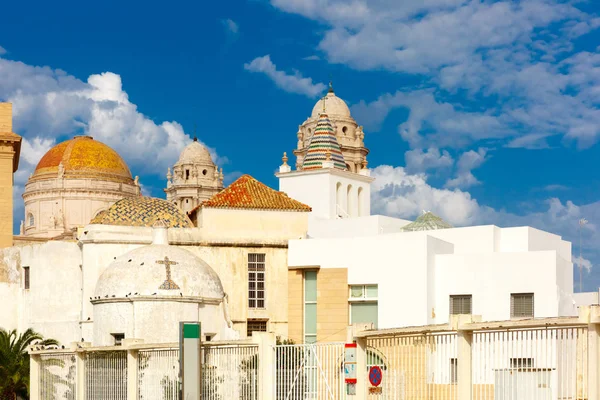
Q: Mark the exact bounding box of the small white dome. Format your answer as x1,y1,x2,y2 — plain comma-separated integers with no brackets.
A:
311,91,351,118
95,244,224,300
176,140,214,166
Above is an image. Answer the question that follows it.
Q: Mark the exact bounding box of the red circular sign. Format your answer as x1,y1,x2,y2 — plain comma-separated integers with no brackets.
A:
369,366,383,387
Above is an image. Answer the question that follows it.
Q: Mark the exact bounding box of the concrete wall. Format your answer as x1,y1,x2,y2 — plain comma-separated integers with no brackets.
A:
435,251,561,323
308,215,411,239
289,232,438,329
287,269,304,343
278,169,373,220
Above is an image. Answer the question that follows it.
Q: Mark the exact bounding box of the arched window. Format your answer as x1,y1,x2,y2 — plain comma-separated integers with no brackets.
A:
358,187,364,217
27,213,34,227
336,182,343,217
347,185,354,217
342,126,348,135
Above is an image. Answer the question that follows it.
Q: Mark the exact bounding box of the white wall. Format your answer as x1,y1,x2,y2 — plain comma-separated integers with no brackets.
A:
307,215,411,238
19,242,82,345
289,232,453,328
278,169,373,220
435,251,560,323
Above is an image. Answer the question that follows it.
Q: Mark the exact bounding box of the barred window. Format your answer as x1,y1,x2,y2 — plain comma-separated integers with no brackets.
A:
450,358,458,384
510,358,534,369
247,320,268,337
450,295,472,315
511,293,534,318
248,253,265,309
23,266,30,290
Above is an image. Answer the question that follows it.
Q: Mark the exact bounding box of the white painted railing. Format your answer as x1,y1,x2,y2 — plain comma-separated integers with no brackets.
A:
39,353,77,400
202,343,260,400
275,342,346,400
471,327,588,400
365,333,458,400
84,350,128,399
137,349,179,400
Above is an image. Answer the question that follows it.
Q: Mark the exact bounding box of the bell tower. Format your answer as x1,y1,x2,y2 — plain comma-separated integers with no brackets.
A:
0,103,22,247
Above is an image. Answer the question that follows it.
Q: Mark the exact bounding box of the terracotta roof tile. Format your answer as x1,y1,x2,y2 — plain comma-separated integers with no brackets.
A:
200,175,311,212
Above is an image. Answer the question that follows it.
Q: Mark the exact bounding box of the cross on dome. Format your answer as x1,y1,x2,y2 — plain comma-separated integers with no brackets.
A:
157,256,180,290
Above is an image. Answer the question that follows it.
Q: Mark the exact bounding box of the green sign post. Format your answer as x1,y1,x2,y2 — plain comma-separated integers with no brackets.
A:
179,322,201,400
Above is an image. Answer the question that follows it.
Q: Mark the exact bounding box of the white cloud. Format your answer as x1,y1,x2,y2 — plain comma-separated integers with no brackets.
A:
575,256,592,273
351,90,508,148
371,165,483,227
0,57,225,226
303,55,320,61
273,0,600,149
222,18,239,35
445,148,488,189
542,184,569,192
404,147,453,174
0,46,6,56
244,55,326,98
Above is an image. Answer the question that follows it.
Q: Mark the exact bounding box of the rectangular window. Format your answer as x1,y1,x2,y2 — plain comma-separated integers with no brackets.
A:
450,358,458,384
23,266,30,290
111,333,125,346
510,358,534,369
304,271,317,343
247,320,268,337
511,293,534,318
349,285,378,329
450,295,472,315
248,253,265,309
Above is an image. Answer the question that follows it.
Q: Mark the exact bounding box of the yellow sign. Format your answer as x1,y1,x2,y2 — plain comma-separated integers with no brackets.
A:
369,387,382,395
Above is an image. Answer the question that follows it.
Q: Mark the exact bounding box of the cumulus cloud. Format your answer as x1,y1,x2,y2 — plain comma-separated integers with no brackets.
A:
274,0,600,149
0,46,6,56
0,56,224,226
244,55,326,98
351,90,508,148
445,148,488,189
404,147,453,174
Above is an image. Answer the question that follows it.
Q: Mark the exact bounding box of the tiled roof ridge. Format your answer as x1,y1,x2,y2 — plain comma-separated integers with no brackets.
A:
197,174,311,212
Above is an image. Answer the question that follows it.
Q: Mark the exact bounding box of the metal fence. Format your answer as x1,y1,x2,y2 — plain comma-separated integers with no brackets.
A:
472,326,588,400
365,333,458,400
138,348,179,400
275,342,346,400
202,343,260,400
39,353,77,400
84,350,128,400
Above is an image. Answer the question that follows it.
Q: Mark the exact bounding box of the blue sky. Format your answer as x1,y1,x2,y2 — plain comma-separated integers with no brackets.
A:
1,0,599,290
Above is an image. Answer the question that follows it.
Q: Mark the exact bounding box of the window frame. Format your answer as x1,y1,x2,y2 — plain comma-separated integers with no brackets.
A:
27,213,34,227
111,333,125,346
304,270,317,344
246,319,268,337
23,266,30,290
510,293,534,319
349,284,378,329
248,253,266,309
449,294,472,315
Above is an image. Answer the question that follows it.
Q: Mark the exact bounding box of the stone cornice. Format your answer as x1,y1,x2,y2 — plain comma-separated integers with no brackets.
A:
90,295,222,305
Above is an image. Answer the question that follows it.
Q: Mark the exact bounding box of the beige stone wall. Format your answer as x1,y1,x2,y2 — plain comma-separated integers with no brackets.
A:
0,103,18,249
317,268,348,342
196,208,308,242
287,269,304,343
0,103,12,132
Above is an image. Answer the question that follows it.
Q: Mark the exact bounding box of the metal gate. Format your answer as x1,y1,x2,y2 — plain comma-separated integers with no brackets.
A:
275,342,346,400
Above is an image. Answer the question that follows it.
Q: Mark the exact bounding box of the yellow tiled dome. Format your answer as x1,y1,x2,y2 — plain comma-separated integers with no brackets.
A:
90,197,193,228
32,136,133,184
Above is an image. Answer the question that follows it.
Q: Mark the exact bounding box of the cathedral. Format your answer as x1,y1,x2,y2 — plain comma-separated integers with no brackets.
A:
0,86,593,348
